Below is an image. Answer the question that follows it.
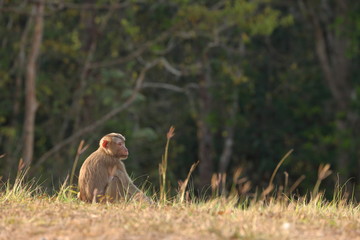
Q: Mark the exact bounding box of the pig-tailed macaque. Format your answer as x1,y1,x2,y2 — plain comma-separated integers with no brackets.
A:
78,133,151,203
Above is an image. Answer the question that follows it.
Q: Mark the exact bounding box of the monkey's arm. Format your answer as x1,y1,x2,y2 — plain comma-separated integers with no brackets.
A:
116,161,151,202
115,170,140,194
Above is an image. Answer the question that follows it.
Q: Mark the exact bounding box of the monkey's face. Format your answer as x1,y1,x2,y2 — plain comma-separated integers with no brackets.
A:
111,140,129,159
100,134,129,159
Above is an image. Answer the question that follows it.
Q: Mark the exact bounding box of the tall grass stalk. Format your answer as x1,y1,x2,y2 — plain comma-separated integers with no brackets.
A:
229,168,243,196
69,140,88,192
269,149,293,187
178,161,199,203
262,149,293,199
159,126,175,203
312,163,332,198
56,174,74,202
331,176,354,206
288,174,306,195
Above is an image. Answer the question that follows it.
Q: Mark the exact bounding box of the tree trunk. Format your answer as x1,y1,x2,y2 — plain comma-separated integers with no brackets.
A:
219,130,234,174
218,82,240,195
3,7,34,176
197,118,214,188
22,1,44,168
197,56,214,188
218,99,238,194
302,0,354,180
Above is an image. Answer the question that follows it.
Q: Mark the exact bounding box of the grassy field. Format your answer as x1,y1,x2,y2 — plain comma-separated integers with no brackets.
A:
1,136,359,240
1,182,359,240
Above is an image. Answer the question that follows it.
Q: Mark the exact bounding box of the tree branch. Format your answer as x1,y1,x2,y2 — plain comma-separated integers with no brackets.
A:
32,59,161,171
90,29,173,69
142,82,185,93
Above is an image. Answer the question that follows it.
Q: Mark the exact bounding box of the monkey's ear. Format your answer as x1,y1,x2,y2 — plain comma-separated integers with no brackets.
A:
102,140,109,148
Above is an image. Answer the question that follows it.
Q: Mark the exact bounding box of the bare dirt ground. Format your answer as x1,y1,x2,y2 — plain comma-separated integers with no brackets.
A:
1,199,359,240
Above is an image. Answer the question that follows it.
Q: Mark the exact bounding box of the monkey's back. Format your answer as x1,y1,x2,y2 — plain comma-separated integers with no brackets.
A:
78,149,112,202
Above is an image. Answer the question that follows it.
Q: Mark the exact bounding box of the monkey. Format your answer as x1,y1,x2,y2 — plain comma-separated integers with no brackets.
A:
78,133,151,203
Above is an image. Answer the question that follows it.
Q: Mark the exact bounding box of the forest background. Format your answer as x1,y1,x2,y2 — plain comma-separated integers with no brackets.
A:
0,0,359,198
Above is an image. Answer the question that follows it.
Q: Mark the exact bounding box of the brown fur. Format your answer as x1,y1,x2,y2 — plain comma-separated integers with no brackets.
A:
78,133,149,203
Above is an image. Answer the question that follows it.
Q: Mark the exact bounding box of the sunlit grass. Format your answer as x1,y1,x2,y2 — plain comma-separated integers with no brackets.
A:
1,129,359,239
1,180,359,240
1,164,359,240
0,169,43,202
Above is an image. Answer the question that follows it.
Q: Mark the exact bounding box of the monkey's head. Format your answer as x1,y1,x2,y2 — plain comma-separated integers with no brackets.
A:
99,133,129,160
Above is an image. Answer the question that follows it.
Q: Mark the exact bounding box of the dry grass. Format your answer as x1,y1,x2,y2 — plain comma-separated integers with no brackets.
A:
1,130,359,239
1,168,359,240
0,190,359,240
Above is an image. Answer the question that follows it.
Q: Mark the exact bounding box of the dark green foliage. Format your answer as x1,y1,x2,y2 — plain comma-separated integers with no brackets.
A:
0,0,359,197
